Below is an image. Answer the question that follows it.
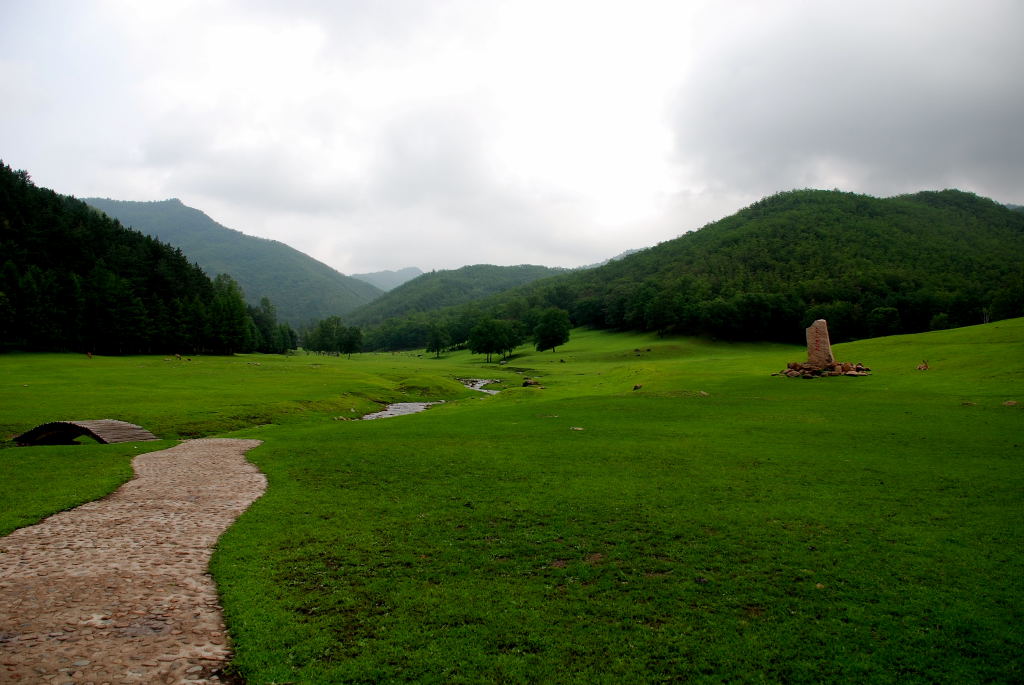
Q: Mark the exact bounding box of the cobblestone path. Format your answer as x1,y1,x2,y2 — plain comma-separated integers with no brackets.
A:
0,439,266,684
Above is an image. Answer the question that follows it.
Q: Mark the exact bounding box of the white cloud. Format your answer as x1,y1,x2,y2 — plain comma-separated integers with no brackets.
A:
669,0,1024,201
1,0,1021,273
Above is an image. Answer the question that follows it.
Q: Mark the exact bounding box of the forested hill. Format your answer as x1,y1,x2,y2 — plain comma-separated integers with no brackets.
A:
556,189,1024,341
0,163,253,354
361,189,1024,350
84,198,383,326
347,264,567,327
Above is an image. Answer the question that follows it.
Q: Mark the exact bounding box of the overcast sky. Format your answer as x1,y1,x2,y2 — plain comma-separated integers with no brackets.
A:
2,1,1022,274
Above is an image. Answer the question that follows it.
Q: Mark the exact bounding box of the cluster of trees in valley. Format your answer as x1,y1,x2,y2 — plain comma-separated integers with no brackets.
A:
300,316,362,357
365,304,572,358
432,307,571,362
0,162,296,355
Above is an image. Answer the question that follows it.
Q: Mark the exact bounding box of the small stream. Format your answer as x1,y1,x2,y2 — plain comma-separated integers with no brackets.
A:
361,379,499,420
458,378,501,395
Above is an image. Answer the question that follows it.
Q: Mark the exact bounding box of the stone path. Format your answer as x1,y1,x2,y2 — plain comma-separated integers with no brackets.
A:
0,438,266,684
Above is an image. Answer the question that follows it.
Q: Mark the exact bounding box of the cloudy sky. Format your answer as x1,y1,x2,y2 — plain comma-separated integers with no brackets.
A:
2,1,1022,274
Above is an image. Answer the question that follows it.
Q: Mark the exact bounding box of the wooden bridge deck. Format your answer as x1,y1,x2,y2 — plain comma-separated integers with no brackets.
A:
14,420,159,446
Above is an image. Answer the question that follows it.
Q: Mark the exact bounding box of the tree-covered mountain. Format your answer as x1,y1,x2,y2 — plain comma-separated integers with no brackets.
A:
0,162,262,354
362,189,1024,350
351,267,423,292
560,189,1024,341
83,198,383,326
347,263,567,327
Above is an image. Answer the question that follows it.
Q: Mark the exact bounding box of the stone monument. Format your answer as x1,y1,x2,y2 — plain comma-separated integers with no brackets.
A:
805,319,834,368
773,319,869,378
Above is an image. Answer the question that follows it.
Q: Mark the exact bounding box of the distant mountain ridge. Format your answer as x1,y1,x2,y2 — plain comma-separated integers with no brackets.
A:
84,198,382,325
347,263,567,327
352,267,423,291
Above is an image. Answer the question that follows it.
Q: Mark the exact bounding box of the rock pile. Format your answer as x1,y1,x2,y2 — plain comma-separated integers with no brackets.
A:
773,319,871,378
774,361,871,379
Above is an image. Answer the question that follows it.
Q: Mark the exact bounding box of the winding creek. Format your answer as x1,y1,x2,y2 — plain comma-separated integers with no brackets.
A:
458,378,501,395
360,378,500,420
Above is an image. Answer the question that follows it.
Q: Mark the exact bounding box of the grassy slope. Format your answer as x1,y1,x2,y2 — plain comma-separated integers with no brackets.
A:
214,322,1021,683
1,322,1021,682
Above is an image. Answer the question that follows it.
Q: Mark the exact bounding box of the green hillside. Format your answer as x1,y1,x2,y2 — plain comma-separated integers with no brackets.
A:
563,189,1024,339
84,198,383,326
348,263,566,327
364,189,1024,350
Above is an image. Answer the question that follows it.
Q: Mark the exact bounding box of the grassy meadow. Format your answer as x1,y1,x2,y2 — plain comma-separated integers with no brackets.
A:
1,321,1022,682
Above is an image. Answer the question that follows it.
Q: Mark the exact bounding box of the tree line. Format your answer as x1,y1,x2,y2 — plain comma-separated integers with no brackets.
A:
300,315,362,357
296,304,570,363
361,303,571,360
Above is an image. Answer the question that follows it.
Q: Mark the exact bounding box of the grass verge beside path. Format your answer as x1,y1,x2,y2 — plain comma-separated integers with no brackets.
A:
0,441,172,536
213,321,1023,683
0,351,488,537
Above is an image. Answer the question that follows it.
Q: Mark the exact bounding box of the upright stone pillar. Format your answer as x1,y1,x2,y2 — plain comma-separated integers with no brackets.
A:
805,319,834,368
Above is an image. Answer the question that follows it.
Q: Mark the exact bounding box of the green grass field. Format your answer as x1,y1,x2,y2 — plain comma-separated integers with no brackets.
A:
2,321,1022,682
